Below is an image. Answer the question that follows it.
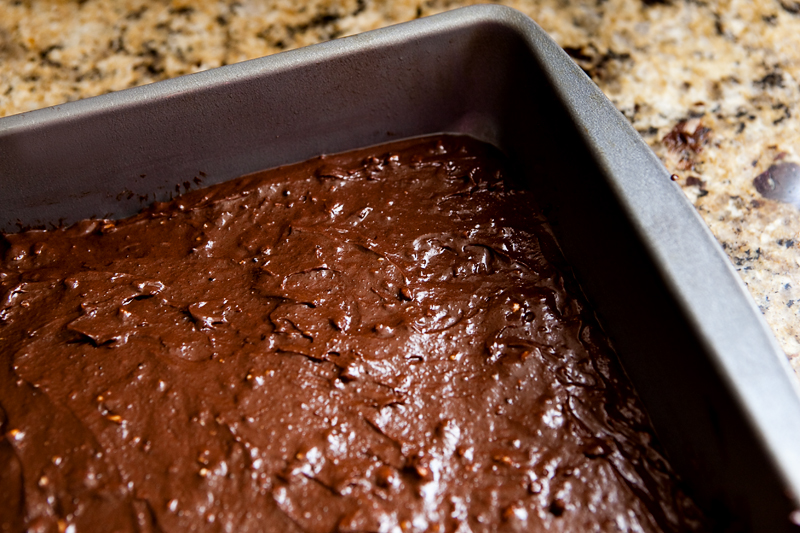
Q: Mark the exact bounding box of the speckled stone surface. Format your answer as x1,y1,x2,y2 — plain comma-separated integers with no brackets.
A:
1,0,800,377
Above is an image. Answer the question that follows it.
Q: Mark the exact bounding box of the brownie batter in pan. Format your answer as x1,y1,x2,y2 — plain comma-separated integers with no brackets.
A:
0,135,702,532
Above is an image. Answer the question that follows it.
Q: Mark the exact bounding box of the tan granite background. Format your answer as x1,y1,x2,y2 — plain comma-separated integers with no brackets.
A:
1,0,800,376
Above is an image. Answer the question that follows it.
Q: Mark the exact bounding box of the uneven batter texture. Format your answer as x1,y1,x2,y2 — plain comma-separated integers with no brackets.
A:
0,136,702,532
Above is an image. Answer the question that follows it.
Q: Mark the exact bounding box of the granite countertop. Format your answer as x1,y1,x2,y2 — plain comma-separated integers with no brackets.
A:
1,0,799,377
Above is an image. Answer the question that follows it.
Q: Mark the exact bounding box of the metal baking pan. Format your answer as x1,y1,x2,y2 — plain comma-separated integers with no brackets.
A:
2,5,800,530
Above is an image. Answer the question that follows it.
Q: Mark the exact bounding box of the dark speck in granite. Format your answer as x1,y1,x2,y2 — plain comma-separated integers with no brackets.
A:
755,71,785,88
685,176,707,188
779,1,800,15
662,120,712,171
754,163,800,208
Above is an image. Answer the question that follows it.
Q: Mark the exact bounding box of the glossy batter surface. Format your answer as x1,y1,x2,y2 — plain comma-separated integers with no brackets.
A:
0,136,702,532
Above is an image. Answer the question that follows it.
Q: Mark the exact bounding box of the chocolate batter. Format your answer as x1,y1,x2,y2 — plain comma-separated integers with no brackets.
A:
0,135,702,532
